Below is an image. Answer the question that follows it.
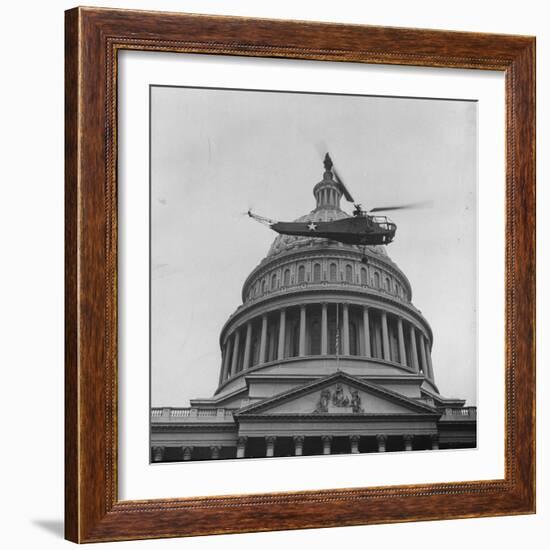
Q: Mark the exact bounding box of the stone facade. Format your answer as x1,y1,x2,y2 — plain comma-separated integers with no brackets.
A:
151,160,476,462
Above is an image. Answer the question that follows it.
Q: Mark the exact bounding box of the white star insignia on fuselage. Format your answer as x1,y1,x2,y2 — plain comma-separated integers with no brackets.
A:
307,222,317,231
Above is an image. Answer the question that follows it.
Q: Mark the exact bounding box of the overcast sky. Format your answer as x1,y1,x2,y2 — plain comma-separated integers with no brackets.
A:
150,85,477,407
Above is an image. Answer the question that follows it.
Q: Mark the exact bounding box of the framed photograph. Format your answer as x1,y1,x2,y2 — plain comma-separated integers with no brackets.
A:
65,7,535,543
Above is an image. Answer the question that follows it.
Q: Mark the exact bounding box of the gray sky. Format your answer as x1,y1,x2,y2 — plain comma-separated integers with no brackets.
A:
150,86,477,407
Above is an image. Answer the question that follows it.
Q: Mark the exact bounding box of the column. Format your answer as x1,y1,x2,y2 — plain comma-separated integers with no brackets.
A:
299,305,307,356
376,434,387,453
430,434,439,451
223,339,234,381
321,435,333,455
397,317,407,366
259,314,268,364
218,341,230,385
362,306,371,358
409,325,419,372
321,303,328,355
293,435,305,456
236,436,248,458
277,309,286,360
242,323,252,371
210,446,222,460
381,311,390,361
403,434,414,452
265,436,277,457
182,446,194,461
425,338,435,381
418,333,428,375
342,303,350,355
350,435,360,454
152,446,165,462
230,330,240,376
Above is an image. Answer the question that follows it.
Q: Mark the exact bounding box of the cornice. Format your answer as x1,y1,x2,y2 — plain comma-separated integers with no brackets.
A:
152,424,237,433
238,412,440,421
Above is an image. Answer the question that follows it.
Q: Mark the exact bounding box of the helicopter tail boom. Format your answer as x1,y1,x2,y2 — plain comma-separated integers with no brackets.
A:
247,210,278,227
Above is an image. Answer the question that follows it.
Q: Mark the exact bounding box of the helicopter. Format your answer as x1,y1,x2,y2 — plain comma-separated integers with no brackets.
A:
248,153,428,253
248,205,396,246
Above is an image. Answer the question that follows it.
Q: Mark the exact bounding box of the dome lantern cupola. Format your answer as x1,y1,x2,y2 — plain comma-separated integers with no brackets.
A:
265,152,388,259
313,153,343,211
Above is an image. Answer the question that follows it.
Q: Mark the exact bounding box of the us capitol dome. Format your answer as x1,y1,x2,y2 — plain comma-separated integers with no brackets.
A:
151,157,476,462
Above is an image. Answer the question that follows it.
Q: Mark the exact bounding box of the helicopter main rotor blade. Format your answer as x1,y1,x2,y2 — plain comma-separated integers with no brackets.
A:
312,147,355,203
332,167,355,203
369,200,433,213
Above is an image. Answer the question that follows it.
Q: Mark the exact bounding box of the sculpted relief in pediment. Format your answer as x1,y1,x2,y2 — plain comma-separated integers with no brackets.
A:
314,384,363,414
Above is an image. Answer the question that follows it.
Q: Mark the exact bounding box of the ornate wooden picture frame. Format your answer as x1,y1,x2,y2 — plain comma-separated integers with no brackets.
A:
65,6,535,543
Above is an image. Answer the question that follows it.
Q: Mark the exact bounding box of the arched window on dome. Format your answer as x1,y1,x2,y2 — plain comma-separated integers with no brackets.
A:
313,263,321,282
385,277,391,291
345,264,353,283
261,279,267,294
298,265,305,284
255,281,260,296
374,272,380,288
329,263,337,282
360,267,368,285
271,273,277,290
283,268,290,287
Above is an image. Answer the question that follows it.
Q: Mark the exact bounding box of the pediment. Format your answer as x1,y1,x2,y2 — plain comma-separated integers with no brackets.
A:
236,372,437,417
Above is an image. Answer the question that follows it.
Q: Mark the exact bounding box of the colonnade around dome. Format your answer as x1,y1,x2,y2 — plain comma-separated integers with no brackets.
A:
217,301,435,391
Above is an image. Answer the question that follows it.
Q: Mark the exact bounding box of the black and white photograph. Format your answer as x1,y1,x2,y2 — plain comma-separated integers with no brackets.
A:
149,85,478,462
